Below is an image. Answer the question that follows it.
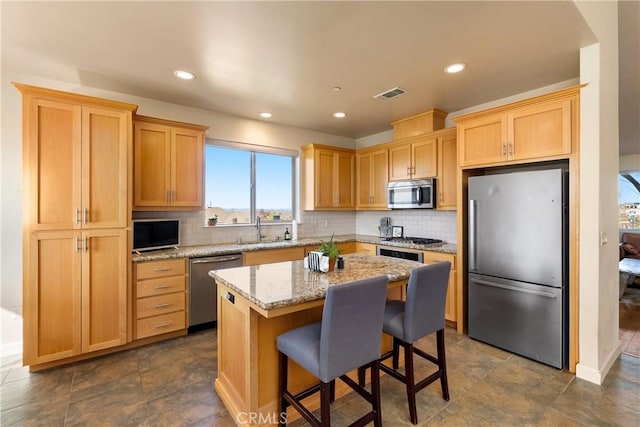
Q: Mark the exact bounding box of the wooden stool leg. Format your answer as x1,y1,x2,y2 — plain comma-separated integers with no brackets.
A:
370,361,383,427
436,329,450,401
320,382,332,427
392,337,400,369
357,366,367,387
404,343,418,425
279,352,288,426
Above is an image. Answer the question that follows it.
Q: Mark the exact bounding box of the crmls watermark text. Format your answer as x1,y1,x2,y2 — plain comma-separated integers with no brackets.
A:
236,412,287,424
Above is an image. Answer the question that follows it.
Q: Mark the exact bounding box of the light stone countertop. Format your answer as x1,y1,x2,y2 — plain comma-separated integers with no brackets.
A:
209,253,423,311
132,234,457,262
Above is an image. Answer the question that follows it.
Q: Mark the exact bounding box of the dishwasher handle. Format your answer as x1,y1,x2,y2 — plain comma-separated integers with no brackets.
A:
191,255,242,264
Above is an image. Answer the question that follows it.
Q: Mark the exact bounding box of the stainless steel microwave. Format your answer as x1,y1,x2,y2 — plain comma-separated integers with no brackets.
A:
387,179,435,209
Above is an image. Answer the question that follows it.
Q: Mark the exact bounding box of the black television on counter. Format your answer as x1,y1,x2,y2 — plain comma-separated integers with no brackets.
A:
132,219,180,252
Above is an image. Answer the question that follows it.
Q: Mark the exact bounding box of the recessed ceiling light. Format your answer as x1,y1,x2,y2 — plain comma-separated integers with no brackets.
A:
174,70,196,80
333,112,347,118
444,63,466,74
332,86,342,92
260,112,272,118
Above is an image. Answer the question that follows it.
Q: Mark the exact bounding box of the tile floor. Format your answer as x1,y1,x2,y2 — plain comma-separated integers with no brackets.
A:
620,286,640,357
1,326,638,426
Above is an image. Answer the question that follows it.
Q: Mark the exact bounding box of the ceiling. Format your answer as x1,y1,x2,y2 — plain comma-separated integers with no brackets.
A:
2,1,638,154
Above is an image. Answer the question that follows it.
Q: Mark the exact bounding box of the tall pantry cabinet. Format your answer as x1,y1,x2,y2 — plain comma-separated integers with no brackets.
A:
16,84,137,368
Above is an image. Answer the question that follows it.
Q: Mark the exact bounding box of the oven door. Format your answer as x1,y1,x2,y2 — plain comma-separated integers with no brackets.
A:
388,179,434,209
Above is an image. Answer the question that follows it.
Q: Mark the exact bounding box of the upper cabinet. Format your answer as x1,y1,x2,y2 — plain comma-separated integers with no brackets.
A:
133,116,208,210
301,144,355,210
388,135,438,181
456,87,578,168
436,128,457,210
356,147,388,210
18,85,134,230
388,109,446,181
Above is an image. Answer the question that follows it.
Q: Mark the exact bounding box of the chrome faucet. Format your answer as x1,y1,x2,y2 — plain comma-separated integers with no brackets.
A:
255,217,265,242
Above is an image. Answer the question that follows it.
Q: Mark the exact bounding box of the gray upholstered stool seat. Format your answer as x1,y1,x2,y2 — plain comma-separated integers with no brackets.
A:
277,276,389,426
363,262,451,425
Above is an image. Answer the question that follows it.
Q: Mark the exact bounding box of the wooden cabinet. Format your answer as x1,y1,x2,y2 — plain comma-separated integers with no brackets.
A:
134,259,187,339
243,247,306,266
133,116,208,210
303,242,356,257
457,94,575,168
436,129,457,210
356,148,389,210
23,229,128,365
388,135,437,181
301,144,355,210
422,251,457,324
355,242,377,255
16,84,136,369
20,90,132,231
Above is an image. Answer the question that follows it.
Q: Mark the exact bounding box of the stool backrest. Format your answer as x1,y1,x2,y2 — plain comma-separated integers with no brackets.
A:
319,275,389,383
404,262,451,342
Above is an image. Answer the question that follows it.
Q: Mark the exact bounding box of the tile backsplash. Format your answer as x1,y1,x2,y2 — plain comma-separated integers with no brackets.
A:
132,209,456,247
355,210,457,243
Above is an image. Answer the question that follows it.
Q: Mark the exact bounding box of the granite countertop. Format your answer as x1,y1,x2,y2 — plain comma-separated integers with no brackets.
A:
132,234,457,262
209,253,422,311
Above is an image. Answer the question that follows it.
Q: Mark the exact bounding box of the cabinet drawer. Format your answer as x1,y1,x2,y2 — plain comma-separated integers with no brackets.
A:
137,275,186,298
136,311,186,339
422,251,456,270
136,259,185,280
137,292,185,319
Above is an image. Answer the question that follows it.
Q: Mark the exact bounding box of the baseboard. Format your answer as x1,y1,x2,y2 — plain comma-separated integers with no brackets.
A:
0,340,23,358
576,341,621,384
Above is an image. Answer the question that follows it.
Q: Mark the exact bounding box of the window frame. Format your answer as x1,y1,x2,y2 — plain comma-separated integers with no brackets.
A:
205,139,297,225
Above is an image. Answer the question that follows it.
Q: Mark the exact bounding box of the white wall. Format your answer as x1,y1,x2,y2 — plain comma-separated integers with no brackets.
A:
575,1,621,384
0,71,357,355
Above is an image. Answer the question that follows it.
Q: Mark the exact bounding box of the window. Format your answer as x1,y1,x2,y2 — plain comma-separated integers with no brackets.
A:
205,142,295,225
619,172,640,229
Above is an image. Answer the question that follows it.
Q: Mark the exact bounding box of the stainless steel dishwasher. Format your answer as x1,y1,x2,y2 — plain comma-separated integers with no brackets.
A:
189,254,242,332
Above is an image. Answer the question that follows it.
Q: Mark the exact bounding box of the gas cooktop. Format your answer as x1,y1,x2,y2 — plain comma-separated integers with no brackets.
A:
382,236,443,245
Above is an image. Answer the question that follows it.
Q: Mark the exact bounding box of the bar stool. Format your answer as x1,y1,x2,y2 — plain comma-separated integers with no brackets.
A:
378,262,451,425
277,276,389,426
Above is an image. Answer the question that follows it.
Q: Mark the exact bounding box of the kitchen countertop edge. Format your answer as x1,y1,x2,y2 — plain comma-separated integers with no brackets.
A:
132,234,457,262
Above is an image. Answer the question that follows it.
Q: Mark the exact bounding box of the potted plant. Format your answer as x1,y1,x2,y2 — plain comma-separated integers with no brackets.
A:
318,234,341,271
207,215,218,226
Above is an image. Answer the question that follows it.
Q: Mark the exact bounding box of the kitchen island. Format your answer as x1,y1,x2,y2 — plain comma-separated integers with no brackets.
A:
209,253,422,426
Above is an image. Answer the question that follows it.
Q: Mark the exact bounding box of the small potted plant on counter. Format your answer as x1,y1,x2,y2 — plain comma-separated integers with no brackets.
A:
318,234,341,271
207,215,218,226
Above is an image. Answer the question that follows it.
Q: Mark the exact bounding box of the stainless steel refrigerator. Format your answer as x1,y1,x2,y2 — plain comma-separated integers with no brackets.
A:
468,168,567,368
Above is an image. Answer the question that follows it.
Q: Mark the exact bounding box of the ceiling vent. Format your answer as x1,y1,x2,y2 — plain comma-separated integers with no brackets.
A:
374,87,407,100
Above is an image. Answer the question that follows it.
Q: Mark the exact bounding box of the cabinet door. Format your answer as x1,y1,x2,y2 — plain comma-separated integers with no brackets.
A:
171,127,204,207
509,99,572,161
335,151,355,208
370,149,389,208
83,107,129,228
24,231,82,365
437,134,457,210
422,251,456,323
25,99,82,231
411,137,437,179
458,114,507,167
388,143,411,181
134,122,171,207
81,229,128,353
314,149,336,208
355,152,373,209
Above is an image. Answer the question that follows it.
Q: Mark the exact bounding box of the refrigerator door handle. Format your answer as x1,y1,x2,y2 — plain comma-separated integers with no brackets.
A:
469,199,477,271
472,278,558,298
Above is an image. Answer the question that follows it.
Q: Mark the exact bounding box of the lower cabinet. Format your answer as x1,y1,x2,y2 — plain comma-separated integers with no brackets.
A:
243,247,306,266
134,258,187,339
23,229,128,366
355,242,377,255
422,251,457,323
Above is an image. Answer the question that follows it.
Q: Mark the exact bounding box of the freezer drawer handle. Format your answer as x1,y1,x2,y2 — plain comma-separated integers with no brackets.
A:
191,255,242,264
472,278,557,298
